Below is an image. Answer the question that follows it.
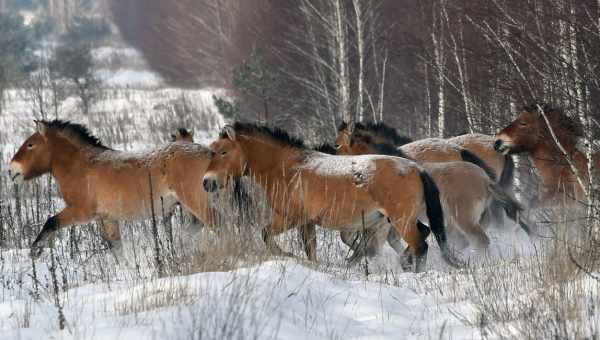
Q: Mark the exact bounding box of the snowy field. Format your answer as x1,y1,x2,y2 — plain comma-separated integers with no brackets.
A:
0,47,599,340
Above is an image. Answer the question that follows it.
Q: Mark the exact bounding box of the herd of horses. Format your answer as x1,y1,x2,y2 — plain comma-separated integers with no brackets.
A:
8,104,598,272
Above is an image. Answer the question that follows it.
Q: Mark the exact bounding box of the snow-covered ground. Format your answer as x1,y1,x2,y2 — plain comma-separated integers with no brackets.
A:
0,254,483,340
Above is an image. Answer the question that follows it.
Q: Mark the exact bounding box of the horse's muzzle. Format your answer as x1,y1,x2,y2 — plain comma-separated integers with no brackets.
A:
203,178,218,193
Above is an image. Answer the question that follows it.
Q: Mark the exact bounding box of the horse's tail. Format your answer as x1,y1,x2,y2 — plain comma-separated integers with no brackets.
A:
499,155,515,190
488,183,532,236
419,170,462,268
460,149,497,182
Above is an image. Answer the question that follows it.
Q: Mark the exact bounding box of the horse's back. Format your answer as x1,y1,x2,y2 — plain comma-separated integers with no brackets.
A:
400,138,463,163
449,133,504,177
298,154,422,226
89,143,211,220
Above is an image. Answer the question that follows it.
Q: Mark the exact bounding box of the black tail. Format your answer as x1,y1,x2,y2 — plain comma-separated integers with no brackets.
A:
460,149,497,182
419,171,462,268
488,183,532,236
499,155,515,190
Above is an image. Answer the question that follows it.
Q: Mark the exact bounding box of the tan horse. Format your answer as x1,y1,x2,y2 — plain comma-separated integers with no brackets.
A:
495,104,600,207
335,130,526,260
9,120,218,259
337,122,514,190
202,122,461,272
337,122,522,225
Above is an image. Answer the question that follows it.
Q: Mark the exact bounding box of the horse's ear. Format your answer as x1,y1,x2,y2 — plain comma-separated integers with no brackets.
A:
222,125,236,141
35,120,48,136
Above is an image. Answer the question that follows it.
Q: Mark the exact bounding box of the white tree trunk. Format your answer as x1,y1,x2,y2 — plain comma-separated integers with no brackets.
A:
353,0,365,122
334,0,351,123
432,0,446,138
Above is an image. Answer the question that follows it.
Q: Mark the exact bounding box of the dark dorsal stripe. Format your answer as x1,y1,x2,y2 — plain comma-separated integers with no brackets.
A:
44,119,109,150
222,122,306,149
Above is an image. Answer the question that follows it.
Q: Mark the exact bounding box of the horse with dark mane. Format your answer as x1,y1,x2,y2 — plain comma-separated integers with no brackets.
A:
335,126,527,262
337,122,518,223
495,104,599,207
9,120,224,260
337,121,514,187
202,122,462,272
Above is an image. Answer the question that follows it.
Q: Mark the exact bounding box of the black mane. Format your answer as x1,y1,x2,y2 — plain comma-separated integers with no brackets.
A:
44,119,109,149
337,121,412,146
222,122,306,149
361,122,412,146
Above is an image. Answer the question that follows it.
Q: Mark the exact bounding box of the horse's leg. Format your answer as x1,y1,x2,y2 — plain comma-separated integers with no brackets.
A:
347,217,390,265
31,206,90,258
99,219,126,263
393,221,428,271
459,222,490,255
340,230,359,249
389,221,429,272
262,212,294,257
299,223,317,261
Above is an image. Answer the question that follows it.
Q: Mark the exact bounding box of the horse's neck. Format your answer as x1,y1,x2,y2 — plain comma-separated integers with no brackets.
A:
531,139,588,195
49,139,95,197
244,141,302,202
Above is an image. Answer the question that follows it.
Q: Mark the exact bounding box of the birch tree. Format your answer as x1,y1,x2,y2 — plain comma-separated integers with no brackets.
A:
431,0,447,137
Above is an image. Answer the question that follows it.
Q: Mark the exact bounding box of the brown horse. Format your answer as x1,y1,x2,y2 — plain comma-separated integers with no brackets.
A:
337,122,525,227
202,122,461,272
335,129,526,260
337,122,514,190
9,120,219,259
495,104,599,207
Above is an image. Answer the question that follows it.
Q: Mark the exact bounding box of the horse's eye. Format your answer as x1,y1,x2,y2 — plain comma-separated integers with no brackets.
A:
220,151,228,156
335,144,342,149
27,144,34,149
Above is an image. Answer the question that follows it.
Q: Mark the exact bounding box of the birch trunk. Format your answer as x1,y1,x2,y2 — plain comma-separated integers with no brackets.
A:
432,0,446,138
334,0,351,124
353,0,365,122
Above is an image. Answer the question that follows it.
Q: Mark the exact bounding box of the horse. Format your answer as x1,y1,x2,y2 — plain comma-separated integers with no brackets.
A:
337,122,520,223
335,129,526,262
495,104,599,207
337,122,514,190
201,122,461,272
9,120,220,260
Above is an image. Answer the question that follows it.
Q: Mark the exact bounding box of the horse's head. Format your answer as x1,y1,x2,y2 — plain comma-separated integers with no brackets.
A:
494,105,548,155
203,125,247,193
170,128,194,143
335,121,378,156
9,121,53,182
